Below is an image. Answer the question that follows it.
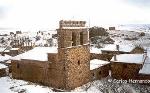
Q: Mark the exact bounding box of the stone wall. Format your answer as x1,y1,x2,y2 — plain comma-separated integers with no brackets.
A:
64,45,91,90
48,53,58,63
90,64,110,81
11,60,49,85
0,68,7,77
90,53,113,61
111,62,142,80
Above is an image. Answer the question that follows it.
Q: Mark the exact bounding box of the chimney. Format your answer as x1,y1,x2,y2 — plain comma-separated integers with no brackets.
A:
116,45,119,51
114,55,117,61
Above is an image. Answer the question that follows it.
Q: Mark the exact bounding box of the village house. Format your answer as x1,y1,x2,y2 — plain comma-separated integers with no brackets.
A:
110,54,147,80
0,47,20,56
109,27,116,30
90,59,110,80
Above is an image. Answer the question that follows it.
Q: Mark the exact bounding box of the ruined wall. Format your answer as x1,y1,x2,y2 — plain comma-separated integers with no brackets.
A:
11,60,49,85
64,45,91,90
90,53,113,61
90,64,110,81
10,50,19,56
0,68,7,77
111,62,142,80
131,47,144,54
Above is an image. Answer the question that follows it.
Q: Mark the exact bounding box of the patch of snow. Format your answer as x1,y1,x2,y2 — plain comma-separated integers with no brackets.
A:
0,77,53,93
11,48,19,50
111,54,145,64
90,59,110,70
139,64,150,74
90,47,102,54
0,48,6,52
101,44,135,52
0,54,11,62
11,47,57,61
0,63,7,69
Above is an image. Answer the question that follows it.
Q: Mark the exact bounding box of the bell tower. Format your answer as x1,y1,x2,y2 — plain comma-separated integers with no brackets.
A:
57,20,90,89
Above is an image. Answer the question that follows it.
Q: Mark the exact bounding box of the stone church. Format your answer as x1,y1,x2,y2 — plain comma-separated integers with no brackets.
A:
11,20,110,90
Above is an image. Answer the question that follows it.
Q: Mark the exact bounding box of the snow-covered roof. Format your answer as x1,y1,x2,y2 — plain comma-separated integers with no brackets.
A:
101,44,135,52
90,59,110,70
0,48,6,52
0,63,7,69
0,54,11,62
11,47,58,61
139,64,150,75
111,54,146,64
90,47,102,54
11,48,19,50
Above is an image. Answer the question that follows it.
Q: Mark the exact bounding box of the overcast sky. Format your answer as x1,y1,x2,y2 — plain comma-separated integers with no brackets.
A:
0,0,150,31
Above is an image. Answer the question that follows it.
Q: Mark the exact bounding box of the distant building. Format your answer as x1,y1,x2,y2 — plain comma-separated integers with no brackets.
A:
0,63,7,77
16,31,22,34
109,27,115,30
10,32,14,35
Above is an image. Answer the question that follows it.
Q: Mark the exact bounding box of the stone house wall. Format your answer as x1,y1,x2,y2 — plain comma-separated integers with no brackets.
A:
111,62,143,80
0,68,7,77
90,53,113,61
64,45,91,90
90,64,110,81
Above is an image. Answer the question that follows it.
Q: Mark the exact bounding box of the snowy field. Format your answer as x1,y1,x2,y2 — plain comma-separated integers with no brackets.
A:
0,76,53,93
108,30,150,48
1,76,150,93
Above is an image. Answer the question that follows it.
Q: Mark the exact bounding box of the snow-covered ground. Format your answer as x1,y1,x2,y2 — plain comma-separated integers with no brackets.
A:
72,76,150,93
1,76,150,93
108,30,150,48
0,77,53,93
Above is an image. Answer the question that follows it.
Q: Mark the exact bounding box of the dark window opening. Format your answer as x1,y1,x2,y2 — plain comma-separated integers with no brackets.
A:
99,71,101,75
17,63,20,69
92,73,95,76
64,67,65,71
80,32,83,45
78,60,80,65
72,32,76,46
